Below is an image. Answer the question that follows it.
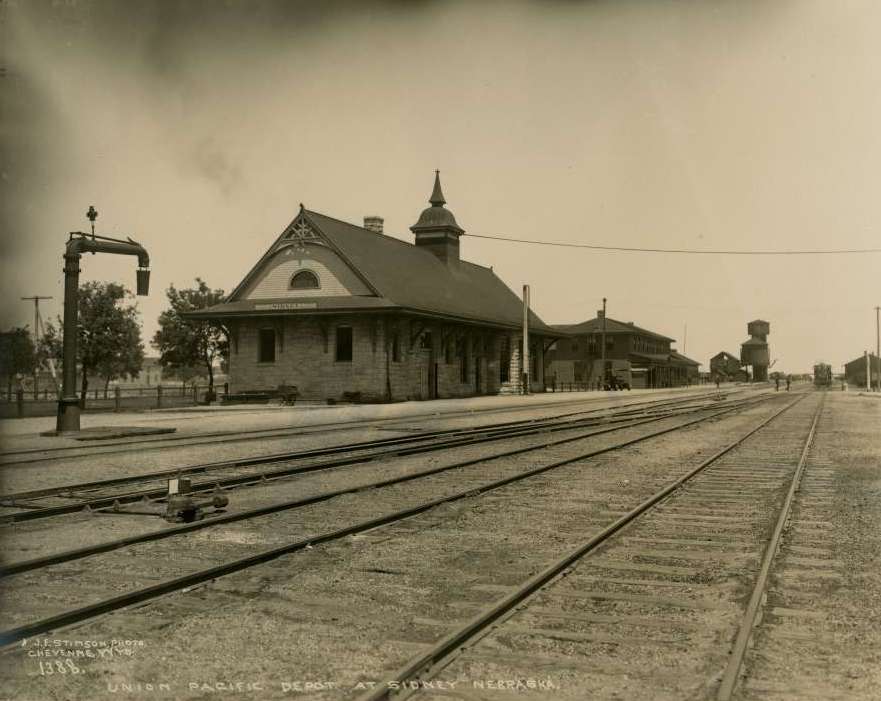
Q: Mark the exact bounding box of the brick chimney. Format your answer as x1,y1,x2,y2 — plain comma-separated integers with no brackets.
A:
363,216,384,234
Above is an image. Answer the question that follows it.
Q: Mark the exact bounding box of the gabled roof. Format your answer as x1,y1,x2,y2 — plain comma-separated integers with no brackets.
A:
551,316,674,342
190,207,557,335
629,352,672,364
711,351,740,362
670,350,701,367
844,353,880,368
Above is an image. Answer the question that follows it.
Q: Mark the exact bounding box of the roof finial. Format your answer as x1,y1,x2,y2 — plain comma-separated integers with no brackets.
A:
429,170,446,207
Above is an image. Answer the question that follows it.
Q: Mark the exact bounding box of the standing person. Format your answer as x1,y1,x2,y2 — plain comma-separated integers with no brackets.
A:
786,376,791,391
715,375,720,389
775,377,780,391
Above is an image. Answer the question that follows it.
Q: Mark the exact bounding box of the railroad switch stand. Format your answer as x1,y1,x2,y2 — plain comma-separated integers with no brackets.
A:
165,478,229,523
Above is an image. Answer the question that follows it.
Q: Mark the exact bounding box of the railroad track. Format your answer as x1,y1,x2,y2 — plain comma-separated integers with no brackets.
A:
0,389,742,467
0,389,783,647
355,392,824,700
727,395,851,700
0,391,753,524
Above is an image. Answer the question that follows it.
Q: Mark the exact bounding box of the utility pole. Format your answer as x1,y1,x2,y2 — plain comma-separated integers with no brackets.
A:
20,295,53,398
522,284,530,395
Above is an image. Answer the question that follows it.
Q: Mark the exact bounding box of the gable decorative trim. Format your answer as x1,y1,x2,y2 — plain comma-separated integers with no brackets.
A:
282,217,327,249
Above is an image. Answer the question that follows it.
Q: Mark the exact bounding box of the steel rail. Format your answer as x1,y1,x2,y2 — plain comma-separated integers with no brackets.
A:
355,393,810,701
0,395,767,577
0,393,781,647
715,393,824,700
1,389,739,464
0,392,657,460
0,392,725,500
0,394,751,524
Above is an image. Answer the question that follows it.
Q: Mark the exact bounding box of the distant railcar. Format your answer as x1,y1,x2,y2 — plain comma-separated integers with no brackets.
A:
813,363,833,387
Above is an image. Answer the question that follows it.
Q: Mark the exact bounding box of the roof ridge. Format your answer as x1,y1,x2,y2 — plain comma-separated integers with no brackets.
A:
457,258,493,272
308,208,494,271
306,209,417,250
549,316,674,340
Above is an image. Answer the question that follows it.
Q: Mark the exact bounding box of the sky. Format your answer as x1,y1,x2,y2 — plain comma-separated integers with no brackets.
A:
1,0,879,374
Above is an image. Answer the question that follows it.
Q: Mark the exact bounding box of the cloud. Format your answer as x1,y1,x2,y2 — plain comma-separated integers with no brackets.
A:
182,137,243,198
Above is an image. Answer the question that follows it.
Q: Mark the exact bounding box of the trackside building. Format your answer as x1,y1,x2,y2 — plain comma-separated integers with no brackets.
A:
188,174,559,402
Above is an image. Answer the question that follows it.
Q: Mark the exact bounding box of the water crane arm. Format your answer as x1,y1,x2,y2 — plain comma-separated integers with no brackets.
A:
66,232,150,295
67,232,150,269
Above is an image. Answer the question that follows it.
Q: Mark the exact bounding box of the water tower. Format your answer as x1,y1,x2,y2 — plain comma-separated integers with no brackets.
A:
741,319,770,382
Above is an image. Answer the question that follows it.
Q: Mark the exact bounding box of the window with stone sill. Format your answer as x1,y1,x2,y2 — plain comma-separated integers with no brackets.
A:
258,328,276,363
335,326,353,362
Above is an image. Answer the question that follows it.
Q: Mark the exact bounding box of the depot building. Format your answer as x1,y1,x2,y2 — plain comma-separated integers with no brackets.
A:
189,174,559,402
545,315,700,388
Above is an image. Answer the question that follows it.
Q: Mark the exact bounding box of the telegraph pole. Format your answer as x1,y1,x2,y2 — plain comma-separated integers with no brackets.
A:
20,295,53,398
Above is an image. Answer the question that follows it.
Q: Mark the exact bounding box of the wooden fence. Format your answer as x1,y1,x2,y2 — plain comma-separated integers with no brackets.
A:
0,384,229,419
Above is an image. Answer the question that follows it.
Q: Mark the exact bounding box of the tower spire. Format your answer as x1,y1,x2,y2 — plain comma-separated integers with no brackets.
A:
411,170,464,267
429,170,446,207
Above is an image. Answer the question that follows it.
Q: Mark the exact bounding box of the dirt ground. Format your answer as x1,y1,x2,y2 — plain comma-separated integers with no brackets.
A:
0,391,877,701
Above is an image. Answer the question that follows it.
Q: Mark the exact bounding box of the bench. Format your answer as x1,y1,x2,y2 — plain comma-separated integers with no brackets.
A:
278,384,299,405
221,391,272,405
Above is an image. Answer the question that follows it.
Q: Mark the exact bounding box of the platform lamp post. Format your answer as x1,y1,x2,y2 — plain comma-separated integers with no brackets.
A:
55,206,151,434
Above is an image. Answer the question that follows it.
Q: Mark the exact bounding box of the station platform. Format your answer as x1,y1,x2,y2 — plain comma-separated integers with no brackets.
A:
0,384,741,455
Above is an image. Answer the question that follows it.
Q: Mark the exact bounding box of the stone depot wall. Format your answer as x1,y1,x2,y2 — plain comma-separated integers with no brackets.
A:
226,315,545,401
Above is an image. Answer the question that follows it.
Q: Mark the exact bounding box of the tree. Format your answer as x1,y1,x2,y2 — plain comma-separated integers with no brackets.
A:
0,328,36,395
43,282,145,401
97,316,145,390
152,279,228,393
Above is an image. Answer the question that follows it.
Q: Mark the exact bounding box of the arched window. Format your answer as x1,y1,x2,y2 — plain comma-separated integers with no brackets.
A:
290,270,320,290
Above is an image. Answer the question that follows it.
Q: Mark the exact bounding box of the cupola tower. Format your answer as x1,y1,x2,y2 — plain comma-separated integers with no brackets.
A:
410,171,464,266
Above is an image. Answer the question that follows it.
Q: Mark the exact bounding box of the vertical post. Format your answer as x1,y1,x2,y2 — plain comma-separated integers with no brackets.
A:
601,297,607,388
875,307,881,392
114,385,121,412
56,252,82,433
522,285,530,395
33,298,39,399
192,384,198,404
157,384,163,409
866,351,871,392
